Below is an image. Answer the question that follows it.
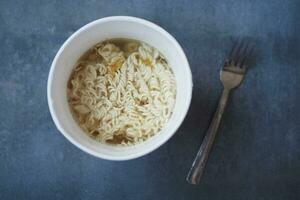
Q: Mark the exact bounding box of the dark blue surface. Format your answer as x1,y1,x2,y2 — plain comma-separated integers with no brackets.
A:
0,0,300,199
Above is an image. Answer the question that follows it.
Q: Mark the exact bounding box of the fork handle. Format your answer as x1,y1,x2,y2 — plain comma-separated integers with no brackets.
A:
187,88,230,185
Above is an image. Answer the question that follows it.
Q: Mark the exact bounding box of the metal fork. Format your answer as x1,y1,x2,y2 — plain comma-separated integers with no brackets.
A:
186,40,254,185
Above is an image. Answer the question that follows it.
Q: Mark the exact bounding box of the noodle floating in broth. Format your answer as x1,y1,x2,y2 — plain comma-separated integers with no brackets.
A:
67,38,176,146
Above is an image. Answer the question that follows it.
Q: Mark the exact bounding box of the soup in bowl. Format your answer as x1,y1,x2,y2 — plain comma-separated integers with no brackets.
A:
48,16,192,160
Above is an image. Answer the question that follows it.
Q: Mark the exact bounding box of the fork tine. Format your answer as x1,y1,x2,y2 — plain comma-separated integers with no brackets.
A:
229,38,254,65
235,41,250,66
228,39,244,62
239,42,255,68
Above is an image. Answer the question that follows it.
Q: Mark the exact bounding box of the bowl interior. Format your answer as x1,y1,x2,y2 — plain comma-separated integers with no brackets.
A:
48,17,192,160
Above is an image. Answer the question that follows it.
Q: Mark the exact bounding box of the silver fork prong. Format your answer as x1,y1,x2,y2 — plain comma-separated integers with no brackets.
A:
224,39,244,69
238,42,255,69
234,41,250,68
230,39,254,68
228,39,244,63
236,40,251,65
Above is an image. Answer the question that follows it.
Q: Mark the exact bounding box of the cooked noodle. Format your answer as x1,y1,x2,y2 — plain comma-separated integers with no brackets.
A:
67,39,176,146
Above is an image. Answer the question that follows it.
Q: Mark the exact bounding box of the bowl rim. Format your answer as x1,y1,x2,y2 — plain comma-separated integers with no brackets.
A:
47,16,193,160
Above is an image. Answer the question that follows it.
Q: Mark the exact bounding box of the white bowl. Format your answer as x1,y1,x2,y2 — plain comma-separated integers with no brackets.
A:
48,16,193,161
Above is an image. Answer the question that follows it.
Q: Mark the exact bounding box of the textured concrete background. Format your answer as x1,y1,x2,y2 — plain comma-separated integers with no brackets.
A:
0,0,300,199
